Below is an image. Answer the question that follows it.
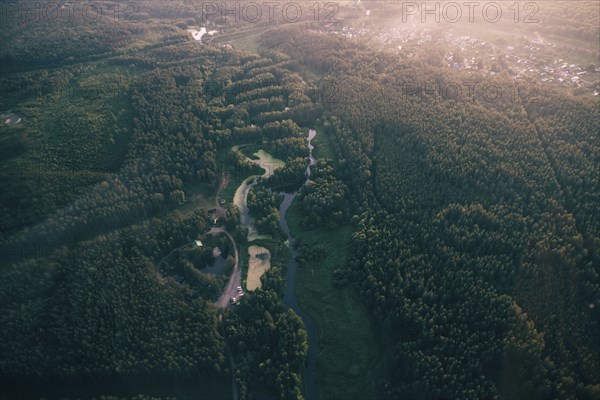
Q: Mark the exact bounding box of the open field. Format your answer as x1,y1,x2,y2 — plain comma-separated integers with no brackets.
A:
246,245,271,290
286,202,385,400
287,128,384,399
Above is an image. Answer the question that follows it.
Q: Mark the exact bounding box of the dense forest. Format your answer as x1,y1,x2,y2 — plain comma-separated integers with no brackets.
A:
1,7,315,397
1,1,599,399
263,26,599,399
224,255,308,400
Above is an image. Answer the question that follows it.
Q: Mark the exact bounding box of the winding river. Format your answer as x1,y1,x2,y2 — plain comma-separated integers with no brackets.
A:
232,130,319,400
278,129,318,400
232,148,284,242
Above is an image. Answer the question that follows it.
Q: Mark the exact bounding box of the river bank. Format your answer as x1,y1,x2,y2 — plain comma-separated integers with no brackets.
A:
278,129,319,400
285,128,385,400
228,130,319,399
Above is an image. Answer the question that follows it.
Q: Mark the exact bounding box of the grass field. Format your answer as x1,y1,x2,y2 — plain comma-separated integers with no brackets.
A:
286,202,385,400
179,181,218,216
210,26,271,54
286,127,385,399
216,146,245,205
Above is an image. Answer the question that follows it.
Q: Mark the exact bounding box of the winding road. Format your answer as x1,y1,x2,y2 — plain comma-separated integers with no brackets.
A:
158,131,318,400
209,226,241,400
156,176,237,298
211,226,241,309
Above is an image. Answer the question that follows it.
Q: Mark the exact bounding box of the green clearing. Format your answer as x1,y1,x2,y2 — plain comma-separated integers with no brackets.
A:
303,127,334,160
210,26,271,54
219,172,244,206
287,127,384,399
286,202,385,400
179,181,218,216
228,34,262,54
216,146,244,205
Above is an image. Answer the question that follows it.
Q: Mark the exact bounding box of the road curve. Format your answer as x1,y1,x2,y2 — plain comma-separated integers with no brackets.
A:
211,226,241,309
208,225,241,400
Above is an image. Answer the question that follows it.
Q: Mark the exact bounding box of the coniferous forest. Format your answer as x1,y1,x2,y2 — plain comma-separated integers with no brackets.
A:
1,1,598,399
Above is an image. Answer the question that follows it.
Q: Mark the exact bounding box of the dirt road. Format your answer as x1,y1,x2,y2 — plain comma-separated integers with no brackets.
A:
211,226,241,308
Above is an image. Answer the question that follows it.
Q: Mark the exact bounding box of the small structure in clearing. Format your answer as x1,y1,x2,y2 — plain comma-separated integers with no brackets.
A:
246,245,271,290
1,111,22,125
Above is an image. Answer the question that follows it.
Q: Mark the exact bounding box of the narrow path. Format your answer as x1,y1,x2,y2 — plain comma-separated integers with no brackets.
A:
518,94,585,237
226,344,240,400
214,176,229,218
